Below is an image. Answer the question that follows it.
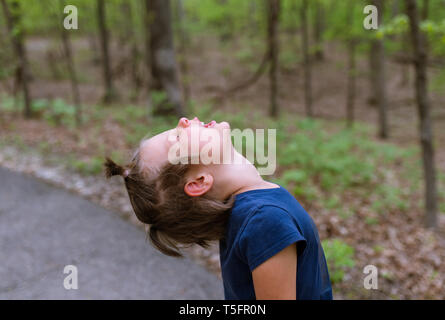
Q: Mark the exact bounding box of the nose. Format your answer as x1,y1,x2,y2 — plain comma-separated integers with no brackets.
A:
178,117,190,128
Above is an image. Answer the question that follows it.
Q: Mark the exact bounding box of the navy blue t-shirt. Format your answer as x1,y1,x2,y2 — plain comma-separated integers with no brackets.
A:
219,185,333,300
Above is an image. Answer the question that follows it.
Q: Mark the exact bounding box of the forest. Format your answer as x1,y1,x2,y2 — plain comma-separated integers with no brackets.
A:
0,0,444,299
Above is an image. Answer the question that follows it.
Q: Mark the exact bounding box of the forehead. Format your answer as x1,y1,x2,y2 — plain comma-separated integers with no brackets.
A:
138,129,174,171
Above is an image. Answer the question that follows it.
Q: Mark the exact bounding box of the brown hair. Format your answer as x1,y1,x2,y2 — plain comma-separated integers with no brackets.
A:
104,152,234,257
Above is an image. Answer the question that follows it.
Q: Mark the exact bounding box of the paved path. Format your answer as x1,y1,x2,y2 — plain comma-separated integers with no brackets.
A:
0,167,223,299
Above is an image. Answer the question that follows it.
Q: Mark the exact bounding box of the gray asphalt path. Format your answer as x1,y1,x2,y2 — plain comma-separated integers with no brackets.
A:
0,167,223,299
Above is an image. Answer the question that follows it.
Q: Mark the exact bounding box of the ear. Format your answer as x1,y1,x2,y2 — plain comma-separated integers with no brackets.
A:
184,174,214,197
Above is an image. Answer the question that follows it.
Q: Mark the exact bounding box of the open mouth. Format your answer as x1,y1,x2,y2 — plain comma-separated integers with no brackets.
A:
193,117,216,128
203,120,216,128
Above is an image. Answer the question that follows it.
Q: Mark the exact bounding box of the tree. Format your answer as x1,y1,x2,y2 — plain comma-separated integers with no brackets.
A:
97,0,117,103
1,0,32,118
406,0,438,229
342,0,362,127
120,0,143,101
59,0,81,126
300,0,312,117
174,0,191,107
268,0,280,118
369,0,389,139
346,38,356,128
312,0,325,61
145,0,184,117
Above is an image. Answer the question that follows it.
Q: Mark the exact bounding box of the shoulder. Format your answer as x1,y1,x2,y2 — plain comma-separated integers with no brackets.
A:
243,204,294,232
236,205,307,271
239,204,302,244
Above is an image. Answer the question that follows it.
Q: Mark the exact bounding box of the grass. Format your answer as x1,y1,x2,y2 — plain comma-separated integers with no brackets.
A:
321,238,356,284
269,116,418,219
65,155,104,176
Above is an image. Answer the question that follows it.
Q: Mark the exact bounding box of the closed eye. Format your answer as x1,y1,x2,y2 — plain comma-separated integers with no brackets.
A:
169,128,181,142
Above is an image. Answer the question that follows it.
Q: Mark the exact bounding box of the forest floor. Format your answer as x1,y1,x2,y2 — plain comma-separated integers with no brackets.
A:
1,35,445,299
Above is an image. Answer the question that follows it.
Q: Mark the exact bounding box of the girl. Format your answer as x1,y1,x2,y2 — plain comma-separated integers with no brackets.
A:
104,117,332,300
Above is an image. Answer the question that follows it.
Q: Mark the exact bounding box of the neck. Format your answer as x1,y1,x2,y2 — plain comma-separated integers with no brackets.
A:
210,150,277,200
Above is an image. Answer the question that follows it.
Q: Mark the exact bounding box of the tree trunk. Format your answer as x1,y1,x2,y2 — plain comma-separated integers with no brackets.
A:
121,1,142,101
346,39,356,128
370,0,388,139
1,0,32,118
59,0,81,126
392,0,400,16
301,0,312,117
267,0,280,118
346,0,356,128
97,0,117,103
406,0,438,229
422,0,429,20
247,0,257,36
313,0,324,61
145,0,184,117
391,0,410,88
175,0,191,107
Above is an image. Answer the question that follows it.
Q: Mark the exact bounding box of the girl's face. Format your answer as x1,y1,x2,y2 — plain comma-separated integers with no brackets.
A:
139,117,231,170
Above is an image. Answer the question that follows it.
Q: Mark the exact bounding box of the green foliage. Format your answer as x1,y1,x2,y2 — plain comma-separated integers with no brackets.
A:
274,116,415,219
1,95,77,127
112,104,148,126
66,155,104,176
44,98,76,127
279,122,375,193
321,239,355,284
32,99,49,112
0,94,17,112
373,185,408,214
378,15,409,37
185,0,264,39
150,90,168,108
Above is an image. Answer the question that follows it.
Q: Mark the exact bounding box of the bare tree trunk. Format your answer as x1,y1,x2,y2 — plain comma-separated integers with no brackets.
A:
392,0,411,88
301,0,312,117
268,0,280,118
59,0,81,126
346,39,356,128
145,0,184,117
97,0,117,103
370,0,388,139
175,0,191,107
247,0,257,36
313,0,324,61
392,0,400,16
88,33,100,65
398,30,412,87
121,1,142,101
422,0,429,20
368,49,377,105
1,0,32,118
406,0,438,229
346,0,356,128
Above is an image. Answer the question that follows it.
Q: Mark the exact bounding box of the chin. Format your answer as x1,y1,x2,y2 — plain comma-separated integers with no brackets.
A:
219,121,230,130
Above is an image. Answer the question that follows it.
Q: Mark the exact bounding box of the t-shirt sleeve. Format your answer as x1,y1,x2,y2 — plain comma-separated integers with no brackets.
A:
237,205,307,272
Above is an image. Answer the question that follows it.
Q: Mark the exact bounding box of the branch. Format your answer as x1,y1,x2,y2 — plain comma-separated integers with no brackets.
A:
208,50,270,99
